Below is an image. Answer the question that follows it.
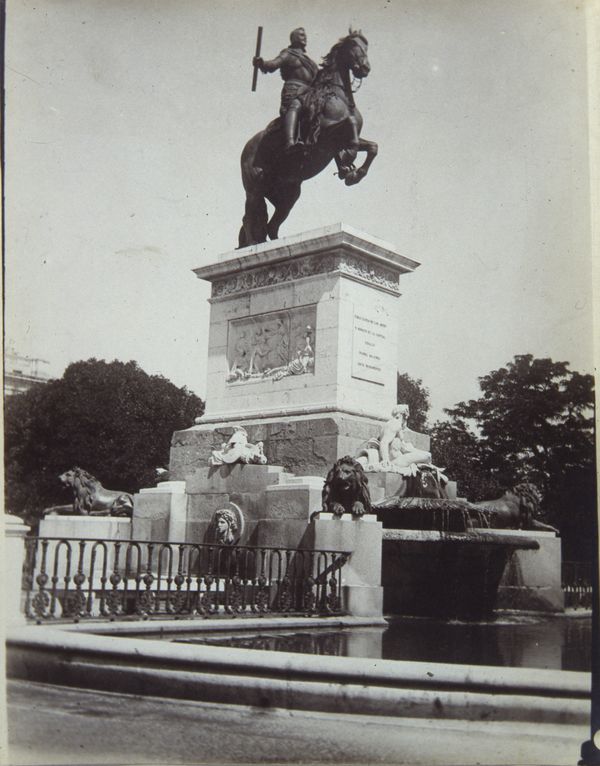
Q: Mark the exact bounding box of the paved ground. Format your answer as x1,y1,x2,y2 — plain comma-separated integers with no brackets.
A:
5,680,588,766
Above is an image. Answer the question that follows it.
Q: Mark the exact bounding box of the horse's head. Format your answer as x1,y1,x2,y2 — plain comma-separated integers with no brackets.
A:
341,31,370,79
322,30,370,80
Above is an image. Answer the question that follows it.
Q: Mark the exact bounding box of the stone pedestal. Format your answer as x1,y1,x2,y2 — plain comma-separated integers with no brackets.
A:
39,515,132,541
132,464,323,550
311,513,383,617
133,481,187,542
173,224,420,479
183,463,298,545
133,226,420,610
172,414,388,480
3,515,30,626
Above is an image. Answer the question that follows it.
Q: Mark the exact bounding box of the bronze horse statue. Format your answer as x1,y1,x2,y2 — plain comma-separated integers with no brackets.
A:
239,31,378,247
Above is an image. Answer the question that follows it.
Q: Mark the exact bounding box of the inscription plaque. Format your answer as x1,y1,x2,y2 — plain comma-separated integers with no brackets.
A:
352,307,388,385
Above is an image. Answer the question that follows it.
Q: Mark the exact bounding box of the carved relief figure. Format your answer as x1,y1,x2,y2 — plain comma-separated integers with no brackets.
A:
249,328,270,373
233,331,252,372
270,325,314,380
266,317,289,367
214,508,239,545
226,308,316,383
209,426,267,466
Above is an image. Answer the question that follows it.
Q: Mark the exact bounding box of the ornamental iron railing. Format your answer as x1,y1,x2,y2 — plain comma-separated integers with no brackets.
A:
22,537,351,622
562,560,594,609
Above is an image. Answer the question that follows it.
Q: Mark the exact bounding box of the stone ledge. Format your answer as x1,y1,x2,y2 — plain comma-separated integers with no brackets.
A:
170,413,387,480
6,625,590,724
197,405,390,425
194,223,419,284
7,624,589,697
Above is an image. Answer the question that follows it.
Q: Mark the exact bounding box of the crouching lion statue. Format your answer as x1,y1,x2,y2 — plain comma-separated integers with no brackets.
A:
321,456,372,518
471,482,558,533
52,467,134,517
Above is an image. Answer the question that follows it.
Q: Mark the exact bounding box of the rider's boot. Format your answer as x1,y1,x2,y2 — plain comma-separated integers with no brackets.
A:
284,109,303,153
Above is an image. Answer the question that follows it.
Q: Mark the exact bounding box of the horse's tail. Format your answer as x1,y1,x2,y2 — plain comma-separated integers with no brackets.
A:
240,130,266,191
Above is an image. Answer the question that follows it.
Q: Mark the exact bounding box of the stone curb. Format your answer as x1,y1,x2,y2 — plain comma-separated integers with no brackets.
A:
6,623,590,724
9,655,589,725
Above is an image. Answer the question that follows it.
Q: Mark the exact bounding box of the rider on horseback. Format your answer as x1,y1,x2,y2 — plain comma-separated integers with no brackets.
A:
253,27,318,152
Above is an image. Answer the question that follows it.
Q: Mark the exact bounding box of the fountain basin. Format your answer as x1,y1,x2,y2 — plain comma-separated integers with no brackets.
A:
382,529,540,620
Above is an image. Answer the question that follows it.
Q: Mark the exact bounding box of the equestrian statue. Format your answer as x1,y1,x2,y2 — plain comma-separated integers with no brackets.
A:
240,27,378,247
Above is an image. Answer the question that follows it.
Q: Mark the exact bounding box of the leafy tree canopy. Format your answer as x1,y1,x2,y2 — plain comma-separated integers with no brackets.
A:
444,354,594,490
396,372,430,432
5,359,204,523
431,354,596,561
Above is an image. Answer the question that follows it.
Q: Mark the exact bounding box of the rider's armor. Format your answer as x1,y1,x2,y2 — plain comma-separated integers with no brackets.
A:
258,46,318,150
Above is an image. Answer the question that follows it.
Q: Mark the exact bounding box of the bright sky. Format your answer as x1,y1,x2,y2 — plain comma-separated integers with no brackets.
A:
5,0,593,421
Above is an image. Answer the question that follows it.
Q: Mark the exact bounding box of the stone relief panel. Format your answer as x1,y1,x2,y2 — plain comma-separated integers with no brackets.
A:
226,305,316,383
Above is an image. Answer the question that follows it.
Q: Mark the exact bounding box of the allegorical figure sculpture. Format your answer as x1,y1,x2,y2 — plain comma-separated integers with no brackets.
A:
209,426,267,466
321,456,372,517
356,405,435,474
253,27,319,153
354,405,450,500
378,405,433,470
240,28,377,247
55,467,134,517
213,508,239,545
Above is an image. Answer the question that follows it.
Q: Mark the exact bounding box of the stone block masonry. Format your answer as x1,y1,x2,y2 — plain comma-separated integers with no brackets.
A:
192,223,419,427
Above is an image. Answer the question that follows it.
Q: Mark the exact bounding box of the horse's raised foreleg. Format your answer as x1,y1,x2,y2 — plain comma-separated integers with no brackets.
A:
344,115,360,150
334,149,357,181
267,184,301,241
343,136,378,186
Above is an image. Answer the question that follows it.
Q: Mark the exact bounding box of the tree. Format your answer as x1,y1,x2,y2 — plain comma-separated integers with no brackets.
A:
5,359,204,523
430,420,502,502
434,354,596,560
396,372,430,432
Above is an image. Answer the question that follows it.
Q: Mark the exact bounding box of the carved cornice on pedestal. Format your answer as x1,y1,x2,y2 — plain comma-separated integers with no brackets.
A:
211,252,400,298
193,223,420,299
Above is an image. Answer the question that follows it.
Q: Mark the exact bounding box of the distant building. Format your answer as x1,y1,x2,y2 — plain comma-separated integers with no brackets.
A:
4,349,51,396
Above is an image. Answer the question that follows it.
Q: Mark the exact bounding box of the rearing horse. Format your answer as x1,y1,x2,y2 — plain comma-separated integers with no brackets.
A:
239,31,378,248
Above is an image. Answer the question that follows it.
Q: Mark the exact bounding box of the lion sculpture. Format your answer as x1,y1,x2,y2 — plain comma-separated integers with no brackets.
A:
57,467,134,518
321,456,372,517
471,482,558,533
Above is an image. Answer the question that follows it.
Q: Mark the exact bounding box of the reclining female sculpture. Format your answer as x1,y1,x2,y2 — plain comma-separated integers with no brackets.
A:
209,426,267,466
356,405,438,474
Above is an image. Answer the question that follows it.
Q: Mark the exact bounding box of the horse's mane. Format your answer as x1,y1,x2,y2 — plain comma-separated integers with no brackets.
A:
320,30,368,74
